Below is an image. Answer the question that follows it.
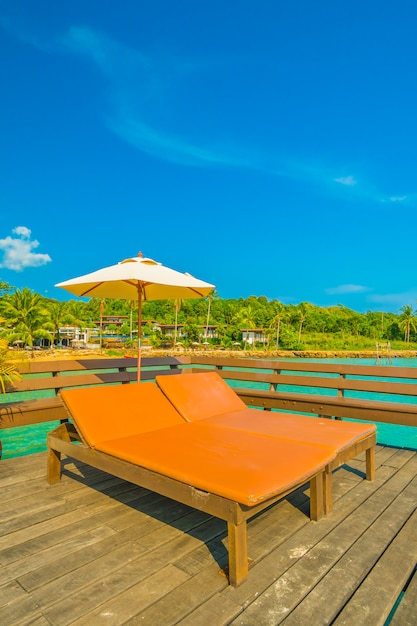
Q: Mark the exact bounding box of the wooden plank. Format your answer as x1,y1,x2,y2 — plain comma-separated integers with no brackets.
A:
0,579,27,609
1,488,221,624
17,502,165,592
390,567,417,626
333,507,417,626
237,388,417,427
38,518,226,624
15,356,189,375
129,567,230,625
14,477,227,609
1,446,417,625
66,564,190,626
10,370,134,392
8,367,182,395
0,512,116,571
214,368,417,397
225,456,415,624
183,468,379,626
281,466,417,625
0,397,67,428
175,592,242,626
190,356,417,381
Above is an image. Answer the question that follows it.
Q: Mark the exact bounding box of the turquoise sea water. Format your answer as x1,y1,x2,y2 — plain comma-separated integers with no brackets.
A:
1,357,417,459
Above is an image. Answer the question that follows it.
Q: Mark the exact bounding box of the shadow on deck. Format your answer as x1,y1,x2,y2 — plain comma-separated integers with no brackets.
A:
1,445,417,625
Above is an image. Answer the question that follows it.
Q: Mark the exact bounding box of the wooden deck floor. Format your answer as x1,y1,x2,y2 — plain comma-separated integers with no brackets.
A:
1,445,417,625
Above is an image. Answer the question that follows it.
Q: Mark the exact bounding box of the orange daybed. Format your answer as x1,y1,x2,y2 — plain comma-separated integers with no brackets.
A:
47,382,337,586
156,371,377,508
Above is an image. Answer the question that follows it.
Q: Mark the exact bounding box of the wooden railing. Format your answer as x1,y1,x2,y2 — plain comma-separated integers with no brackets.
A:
1,355,417,430
188,356,417,427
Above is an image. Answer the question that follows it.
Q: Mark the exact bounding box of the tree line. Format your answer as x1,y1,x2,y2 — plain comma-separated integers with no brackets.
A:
0,280,417,351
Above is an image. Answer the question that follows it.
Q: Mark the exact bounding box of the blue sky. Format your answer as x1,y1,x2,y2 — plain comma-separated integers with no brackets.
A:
1,1,416,313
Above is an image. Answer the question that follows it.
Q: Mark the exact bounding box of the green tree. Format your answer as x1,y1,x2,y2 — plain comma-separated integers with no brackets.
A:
45,299,71,345
173,299,183,345
269,303,285,350
182,320,200,345
399,304,416,343
0,288,51,347
234,305,257,350
204,292,215,342
65,301,90,331
0,338,21,393
0,281,14,296
296,303,311,344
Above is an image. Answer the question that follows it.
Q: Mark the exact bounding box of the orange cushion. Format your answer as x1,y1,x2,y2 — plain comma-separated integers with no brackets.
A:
205,410,376,451
156,371,246,420
157,372,376,450
97,421,335,506
61,383,185,447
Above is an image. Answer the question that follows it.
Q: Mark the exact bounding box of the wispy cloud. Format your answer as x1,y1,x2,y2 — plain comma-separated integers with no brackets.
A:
60,26,240,168
0,227,52,271
108,112,252,168
389,195,407,202
3,20,412,202
334,175,357,186
61,26,151,80
366,290,417,308
325,284,370,295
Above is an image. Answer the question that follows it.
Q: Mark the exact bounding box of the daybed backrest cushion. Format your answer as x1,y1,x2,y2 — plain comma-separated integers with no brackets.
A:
61,383,185,447
156,371,246,421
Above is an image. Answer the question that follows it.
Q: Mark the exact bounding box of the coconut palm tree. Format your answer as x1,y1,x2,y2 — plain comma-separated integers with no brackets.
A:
270,303,285,350
204,293,213,342
296,302,311,344
173,299,183,345
235,305,257,350
0,288,51,347
0,338,21,394
45,299,71,346
399,304,416,343
0,281,14,296
128,299,135,340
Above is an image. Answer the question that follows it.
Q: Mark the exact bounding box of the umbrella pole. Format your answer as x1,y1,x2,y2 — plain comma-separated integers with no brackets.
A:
137,286,142,383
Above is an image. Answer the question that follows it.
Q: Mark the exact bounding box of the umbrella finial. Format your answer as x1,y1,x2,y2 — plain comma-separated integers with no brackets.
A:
138,251,143,258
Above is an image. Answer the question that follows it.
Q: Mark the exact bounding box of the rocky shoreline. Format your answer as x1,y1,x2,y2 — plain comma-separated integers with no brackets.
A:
150,348,417,359
15,347,417,361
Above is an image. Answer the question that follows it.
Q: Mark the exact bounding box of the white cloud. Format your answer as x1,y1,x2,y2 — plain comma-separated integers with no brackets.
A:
13,225,31,238
334,175,357,186
367,290,417,308
389,196,407,203
0,226,52,271
108,114,251,168
325,284,370,295
6,21,410,201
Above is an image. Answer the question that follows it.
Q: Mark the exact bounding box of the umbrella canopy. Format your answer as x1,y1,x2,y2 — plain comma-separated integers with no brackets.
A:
56,253,214,381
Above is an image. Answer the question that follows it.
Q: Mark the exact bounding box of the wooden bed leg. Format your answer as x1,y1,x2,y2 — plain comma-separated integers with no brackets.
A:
309,472,325,521
323,468,333,515
366,446,376,481
227,520,248,586
47,447,62,484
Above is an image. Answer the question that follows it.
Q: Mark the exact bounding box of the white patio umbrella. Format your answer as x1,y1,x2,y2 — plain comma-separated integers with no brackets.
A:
56,253,214,381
